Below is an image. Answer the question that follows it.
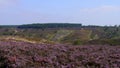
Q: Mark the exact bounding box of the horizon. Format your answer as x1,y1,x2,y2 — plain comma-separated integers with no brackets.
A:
0,0,120,26
0,22,120,27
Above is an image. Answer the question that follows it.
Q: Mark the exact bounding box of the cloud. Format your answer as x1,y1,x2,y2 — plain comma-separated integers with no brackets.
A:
0,0,18,8
80,5,120,13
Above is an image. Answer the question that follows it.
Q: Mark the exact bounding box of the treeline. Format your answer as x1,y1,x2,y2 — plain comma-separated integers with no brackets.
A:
17,23,82,29
0,25,18,28
17,23,120,29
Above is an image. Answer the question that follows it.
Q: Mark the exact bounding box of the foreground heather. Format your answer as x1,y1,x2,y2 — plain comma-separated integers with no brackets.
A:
0,40,119,68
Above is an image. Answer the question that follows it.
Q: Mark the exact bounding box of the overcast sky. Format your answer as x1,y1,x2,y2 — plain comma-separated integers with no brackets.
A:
0,0,120,25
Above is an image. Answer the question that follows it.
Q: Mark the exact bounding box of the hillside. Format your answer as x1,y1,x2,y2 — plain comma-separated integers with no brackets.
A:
0,24,120,68
0,23,120,45
0,40,119,68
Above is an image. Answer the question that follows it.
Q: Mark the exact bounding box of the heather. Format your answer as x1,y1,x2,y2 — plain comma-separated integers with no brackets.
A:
0,40,119,68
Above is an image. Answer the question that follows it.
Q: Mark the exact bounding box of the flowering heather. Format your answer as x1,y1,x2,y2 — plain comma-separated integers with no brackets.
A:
0,40,119,68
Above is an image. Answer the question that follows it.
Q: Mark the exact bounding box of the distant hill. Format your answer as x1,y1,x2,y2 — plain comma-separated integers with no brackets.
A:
0,23,120,45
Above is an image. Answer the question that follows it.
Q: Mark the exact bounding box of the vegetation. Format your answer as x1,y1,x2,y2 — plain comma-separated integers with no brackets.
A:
0,40,119,68
0,23,120,45
0,23,120,68
17,23,82,29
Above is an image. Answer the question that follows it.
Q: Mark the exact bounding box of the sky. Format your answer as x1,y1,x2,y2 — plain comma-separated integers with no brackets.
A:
0,0,120,25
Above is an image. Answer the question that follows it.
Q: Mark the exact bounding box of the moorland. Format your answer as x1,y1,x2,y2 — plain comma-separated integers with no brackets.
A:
0,23,119,68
